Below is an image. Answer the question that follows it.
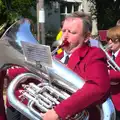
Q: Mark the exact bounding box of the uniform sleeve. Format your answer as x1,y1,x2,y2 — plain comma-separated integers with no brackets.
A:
54,49,110,119
109,70,120,82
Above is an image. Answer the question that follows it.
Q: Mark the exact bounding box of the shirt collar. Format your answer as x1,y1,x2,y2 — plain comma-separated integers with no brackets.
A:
113,49,120,57
63,51,71,57
55,44,89,67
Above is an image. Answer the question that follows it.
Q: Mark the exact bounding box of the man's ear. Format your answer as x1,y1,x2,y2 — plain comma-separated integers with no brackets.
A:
84,32,91,43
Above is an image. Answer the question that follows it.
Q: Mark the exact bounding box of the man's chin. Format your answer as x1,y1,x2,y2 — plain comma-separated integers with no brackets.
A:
64,45,77,53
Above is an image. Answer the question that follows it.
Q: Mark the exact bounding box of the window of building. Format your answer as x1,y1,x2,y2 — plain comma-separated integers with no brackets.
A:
60,1,82,22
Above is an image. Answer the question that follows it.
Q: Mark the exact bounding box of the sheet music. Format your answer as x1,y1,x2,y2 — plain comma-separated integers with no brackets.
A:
89,39,100,47
21,41,52,67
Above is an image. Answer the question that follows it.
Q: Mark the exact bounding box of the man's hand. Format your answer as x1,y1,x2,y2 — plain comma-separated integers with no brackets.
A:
41,109,59,120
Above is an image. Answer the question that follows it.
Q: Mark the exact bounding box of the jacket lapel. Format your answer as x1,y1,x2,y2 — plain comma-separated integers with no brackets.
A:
115,51,120,64
68,45,90,70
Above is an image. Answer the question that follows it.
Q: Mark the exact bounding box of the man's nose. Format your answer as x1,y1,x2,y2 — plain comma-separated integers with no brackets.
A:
63,32,69,40
108,39,112,44
64,31,69,37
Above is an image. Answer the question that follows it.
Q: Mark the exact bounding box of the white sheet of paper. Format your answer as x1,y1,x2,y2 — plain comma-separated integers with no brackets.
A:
89,39,100,47
21,41,52,67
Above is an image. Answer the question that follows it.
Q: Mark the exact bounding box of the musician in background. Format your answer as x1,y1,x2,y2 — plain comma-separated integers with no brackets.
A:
41,11,110,120
52,30,63,54
106,26,120,120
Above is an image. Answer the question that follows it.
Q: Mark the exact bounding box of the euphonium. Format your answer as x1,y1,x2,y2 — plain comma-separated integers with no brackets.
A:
0,18,116,120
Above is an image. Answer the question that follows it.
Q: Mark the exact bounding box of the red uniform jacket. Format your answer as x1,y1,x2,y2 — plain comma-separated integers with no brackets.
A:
109,51,120,111
0,70,7,120
54,45,110,120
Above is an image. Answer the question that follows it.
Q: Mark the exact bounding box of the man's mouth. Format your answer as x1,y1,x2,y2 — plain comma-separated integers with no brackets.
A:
59,39,70,48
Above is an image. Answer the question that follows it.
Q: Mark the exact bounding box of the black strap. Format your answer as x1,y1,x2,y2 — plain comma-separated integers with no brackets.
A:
64,55,69,64
112,54,115,60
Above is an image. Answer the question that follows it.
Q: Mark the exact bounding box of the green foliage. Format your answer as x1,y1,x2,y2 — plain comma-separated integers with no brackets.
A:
88,0,120,30
0,1,7,24
0,0,37,36
0,0,36,27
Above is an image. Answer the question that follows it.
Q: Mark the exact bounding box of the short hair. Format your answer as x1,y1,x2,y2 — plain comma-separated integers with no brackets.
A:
65,11,92,35
107,26,120,42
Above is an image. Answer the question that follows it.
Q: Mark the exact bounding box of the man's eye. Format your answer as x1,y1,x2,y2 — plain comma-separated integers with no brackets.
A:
62,30,66,32
70,31,76,34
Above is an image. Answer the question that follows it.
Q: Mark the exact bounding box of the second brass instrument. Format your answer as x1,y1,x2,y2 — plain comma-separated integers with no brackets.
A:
99,42,120,71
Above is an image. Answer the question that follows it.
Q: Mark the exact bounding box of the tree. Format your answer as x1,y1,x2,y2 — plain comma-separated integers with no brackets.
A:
0,0,36,35
88,0,120,30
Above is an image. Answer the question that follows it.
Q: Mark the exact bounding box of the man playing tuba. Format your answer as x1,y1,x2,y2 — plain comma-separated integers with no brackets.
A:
41,10,110,120
6,11,110,120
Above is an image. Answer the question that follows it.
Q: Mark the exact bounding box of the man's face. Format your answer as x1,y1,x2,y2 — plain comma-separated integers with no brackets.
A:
61,18,88,53
107,38,120,52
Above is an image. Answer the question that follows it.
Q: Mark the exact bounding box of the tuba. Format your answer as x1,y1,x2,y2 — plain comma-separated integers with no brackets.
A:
0,18,116,120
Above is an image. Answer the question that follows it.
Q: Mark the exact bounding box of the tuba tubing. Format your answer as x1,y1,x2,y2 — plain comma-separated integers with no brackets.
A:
7,58,85,120
7,73,42,120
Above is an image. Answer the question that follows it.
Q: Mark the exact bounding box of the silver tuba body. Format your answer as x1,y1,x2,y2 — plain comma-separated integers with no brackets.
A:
0,18,116,120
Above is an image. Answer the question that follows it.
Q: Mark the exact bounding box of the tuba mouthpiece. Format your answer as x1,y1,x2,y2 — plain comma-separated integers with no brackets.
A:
59,39,69,48
52,40,69,56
